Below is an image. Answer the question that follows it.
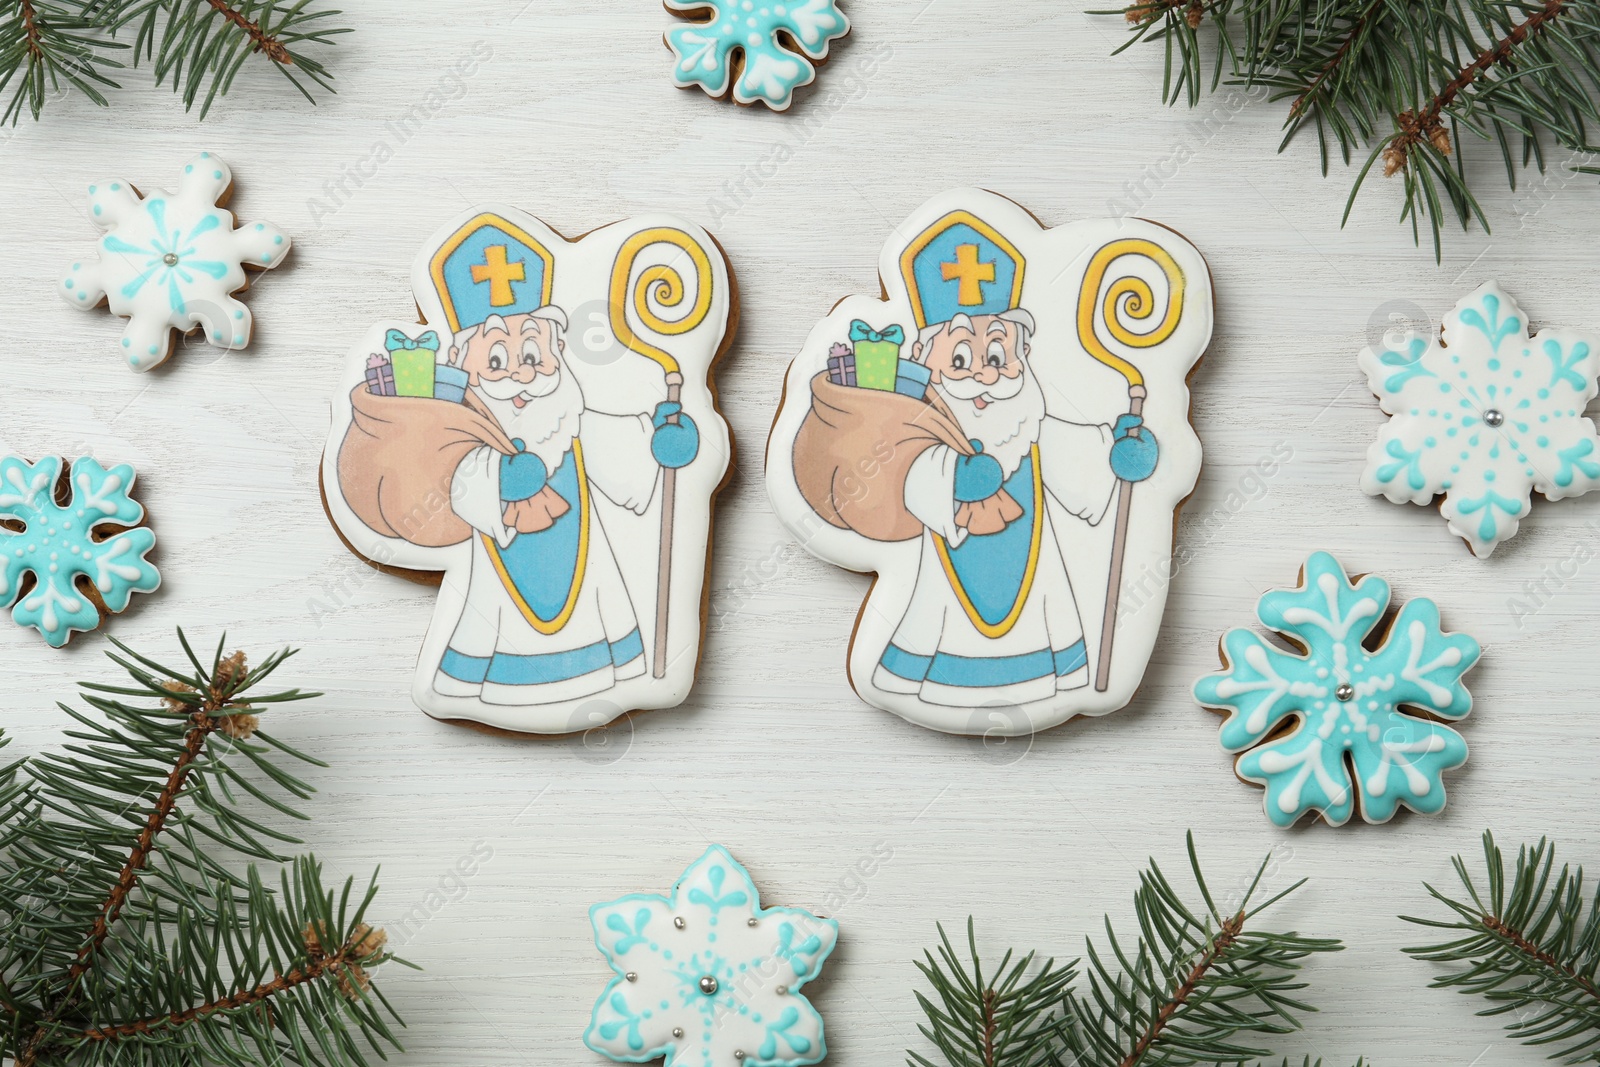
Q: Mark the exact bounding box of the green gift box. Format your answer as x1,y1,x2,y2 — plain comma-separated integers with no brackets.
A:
386,329,441,398
849,320,905,391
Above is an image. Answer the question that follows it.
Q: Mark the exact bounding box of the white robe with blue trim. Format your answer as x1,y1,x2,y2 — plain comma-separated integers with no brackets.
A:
872,417,1119,708
434,410,660,708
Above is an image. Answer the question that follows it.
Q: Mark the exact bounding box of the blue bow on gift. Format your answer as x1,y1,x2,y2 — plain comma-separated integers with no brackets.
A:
849,320,905,345
386,329,440,351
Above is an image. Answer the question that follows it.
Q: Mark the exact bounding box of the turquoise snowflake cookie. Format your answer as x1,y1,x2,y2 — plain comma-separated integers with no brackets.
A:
666,0,850,111
1194,552,1481,828
586,845,837,1067
0,455,160,648
59,151,291,372
1359,281,1600,556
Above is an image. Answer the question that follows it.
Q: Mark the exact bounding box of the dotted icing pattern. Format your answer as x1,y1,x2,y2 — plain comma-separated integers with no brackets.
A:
666,0,849,111
1359,281,1600,556
59,151,291,372
1194,552,1481,828
0,455,160,648
586,845,837,1067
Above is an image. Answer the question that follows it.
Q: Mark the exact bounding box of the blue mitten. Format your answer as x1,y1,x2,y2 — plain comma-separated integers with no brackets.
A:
1109,414,1160,482
954,440,1004,502
499,439,548,502
651,401,700,469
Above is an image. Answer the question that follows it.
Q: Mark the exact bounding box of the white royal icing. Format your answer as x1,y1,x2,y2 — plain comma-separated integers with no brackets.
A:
321,207,732,735
765,189,1213,736
59,151,290,371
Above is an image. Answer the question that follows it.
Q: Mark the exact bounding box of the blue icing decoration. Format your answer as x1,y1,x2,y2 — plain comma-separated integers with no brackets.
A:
1194,552,1481,827
0,455,160,647
666,0,849,111
585,845,837,1067
1359,282,1600,555
59,152,288,371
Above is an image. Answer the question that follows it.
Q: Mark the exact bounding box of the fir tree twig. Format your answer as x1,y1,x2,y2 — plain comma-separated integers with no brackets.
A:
1098,0,1600,255
908,834,1352,1067
1402,830,1600,1064
0,630,410,1067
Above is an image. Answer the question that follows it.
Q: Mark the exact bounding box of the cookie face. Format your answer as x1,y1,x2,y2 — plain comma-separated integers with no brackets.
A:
765,189,1212,736
1193,552,1481,827
0,455,160,647
59,151,290,371
322,208,733,735
1359,282,1600,556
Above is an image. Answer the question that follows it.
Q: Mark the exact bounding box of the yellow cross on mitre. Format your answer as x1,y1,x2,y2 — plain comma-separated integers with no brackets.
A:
940,243,996,306
471,245,526,307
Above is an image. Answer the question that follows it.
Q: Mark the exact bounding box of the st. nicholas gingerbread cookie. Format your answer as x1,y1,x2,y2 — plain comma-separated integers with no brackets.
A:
765,189,1213,736
322,208,734,735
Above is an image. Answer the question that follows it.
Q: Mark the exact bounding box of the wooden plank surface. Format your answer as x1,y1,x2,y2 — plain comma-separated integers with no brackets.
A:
5,2,1600,1063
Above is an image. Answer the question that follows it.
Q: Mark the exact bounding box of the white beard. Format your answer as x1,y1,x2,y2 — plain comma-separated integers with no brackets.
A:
472,366,585,475
935,368,1046,479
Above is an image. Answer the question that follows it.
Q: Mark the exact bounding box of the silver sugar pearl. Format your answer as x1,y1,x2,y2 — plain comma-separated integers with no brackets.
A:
672,1029,684,1039
747,917,759,927
698,975,719,995
625,972,637,982
734,1053,746,1062
1483,408,1505,428
776,985,788,995
1335,682,1355,702
674,916,686,929
162,252,179,266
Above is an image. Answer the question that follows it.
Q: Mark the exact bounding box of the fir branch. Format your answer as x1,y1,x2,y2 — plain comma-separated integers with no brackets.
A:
909,835,1349,1067
0,631,409,1067
0,0,345,122
1100,0,1600,255
1402,831,1600,1063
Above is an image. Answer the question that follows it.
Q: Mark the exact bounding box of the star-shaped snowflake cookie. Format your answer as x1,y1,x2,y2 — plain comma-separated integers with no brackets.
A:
1194,552,1481,827
60,151,290,372
666,0,850,110
1360,282,1600,555
0,455,160,647
587,846,837,1067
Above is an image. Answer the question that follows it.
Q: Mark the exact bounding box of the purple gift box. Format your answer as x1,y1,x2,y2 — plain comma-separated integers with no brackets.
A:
827,353,856,387
827,343,856,387
365,353,396,396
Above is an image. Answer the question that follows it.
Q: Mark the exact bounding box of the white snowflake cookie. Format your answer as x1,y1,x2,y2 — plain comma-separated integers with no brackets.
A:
1360,282,1600,556
586,846,837,1067
60,151,291,372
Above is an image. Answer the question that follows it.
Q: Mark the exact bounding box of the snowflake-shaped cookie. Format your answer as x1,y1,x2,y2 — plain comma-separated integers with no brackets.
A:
587,845,837,1067
0,455,160,647
1360,282,1600,556
666,0,850,111
1193,552,1481,828
60,151,291,372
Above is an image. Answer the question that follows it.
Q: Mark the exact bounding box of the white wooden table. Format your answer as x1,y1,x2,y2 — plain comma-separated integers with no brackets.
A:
6,2,1600,1063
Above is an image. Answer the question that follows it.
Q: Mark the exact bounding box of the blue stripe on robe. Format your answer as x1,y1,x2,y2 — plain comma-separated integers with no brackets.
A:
879,638,1087,689
440,629,643,687
495,446,582,624
944,452,1035,627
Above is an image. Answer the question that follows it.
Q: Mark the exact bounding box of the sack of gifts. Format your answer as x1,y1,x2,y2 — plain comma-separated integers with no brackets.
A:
792,371,1020,542
386,329,441,398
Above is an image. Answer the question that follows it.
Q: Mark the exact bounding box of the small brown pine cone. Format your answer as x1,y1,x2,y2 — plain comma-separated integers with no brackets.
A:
1186,2,1203,27
161,680,196,713
346,923,388,959
1382,144,1407,177
214,651,249,691
1428,123,1452,156
215,712,260,740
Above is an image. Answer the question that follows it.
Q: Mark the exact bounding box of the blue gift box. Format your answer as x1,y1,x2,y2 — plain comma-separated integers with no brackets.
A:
894,358,931,398
434,365,469,404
